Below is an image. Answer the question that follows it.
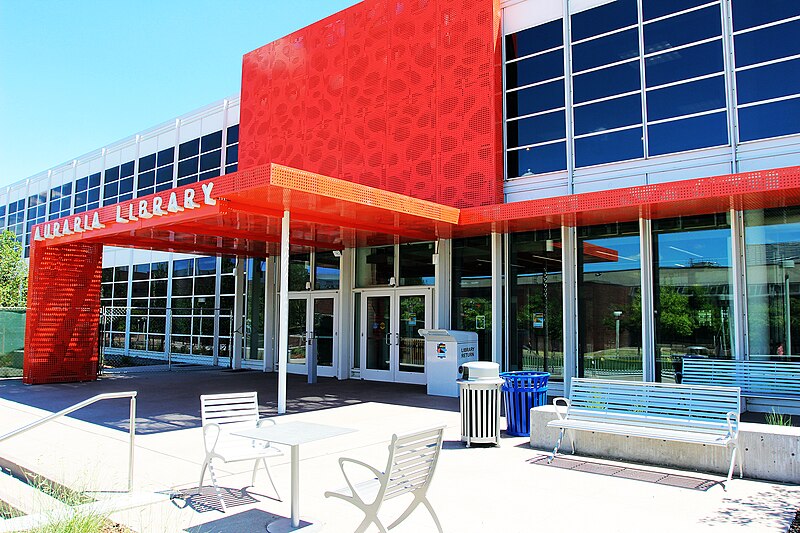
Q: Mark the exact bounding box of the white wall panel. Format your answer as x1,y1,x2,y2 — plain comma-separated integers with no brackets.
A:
202,110,224,134
503,0,562,35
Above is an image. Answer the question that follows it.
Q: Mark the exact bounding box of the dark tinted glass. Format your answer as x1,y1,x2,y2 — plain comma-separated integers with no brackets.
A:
732,0,800,31
156,166,173,183
506,49,564,89
200,169,220,181
138,170,155,188
199,150,221,171
62,183,71,195
139,153,156,172
507,110,566,147
648,111,728,155
734,20,800,67
121,161,135,177
739,98,800,142
173,259,193,277
156,182,172,192
157,147,174,165
227,124,239,144
119,177,134,195
572,0,637,41
647,76,726,121
225,164,238,174
644,5,721,54
178,158,198,178
507,142,567,176
507,79,565,118
201,131,223,152
76,177,88,191
88,188,100,202
573,62,640,104
645,40,723,86
225,145,238,164
574,94,642,135
737,58,800,104
104,182,118,198
506,19,563,60
575,127,643,167
643,0,713,21
177,176,198,187
196,256,217,275
105,166,119,182
89,173,101,187
572,28,639,72
179,138,200,160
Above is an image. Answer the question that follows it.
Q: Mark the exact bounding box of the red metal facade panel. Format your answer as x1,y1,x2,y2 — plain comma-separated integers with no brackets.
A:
23,241,102,384
240,0,503,208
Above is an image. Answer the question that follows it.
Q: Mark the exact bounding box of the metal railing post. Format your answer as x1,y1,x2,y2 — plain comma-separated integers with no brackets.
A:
129,394,136,492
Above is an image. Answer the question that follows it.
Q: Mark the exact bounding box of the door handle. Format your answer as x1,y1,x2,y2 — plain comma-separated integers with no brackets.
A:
385,333,392,346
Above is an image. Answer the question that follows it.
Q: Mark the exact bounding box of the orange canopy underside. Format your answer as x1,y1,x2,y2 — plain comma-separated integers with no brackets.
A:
34,164,800,258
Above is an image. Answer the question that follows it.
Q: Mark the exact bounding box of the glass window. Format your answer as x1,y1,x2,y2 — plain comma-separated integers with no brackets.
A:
578,222,642,380
314,251,340,290
572,62,640,104
574,94,642,136
506,80,565,118
227,124,239,144
179,138,200,160
508,230,563,379
507,110,566,147
105,166,120,183
732,0,800,31
173,259,193,277
178,158,198,178
356,246,394,287
645,40,724,87
244,258,266,361
399,242,435,286
507,142,567,177
199,150,221,172
737,58,800,105
201,131,223,152
289,253,311,291
571,0,637,41
452,236,493,362
734,19,800,68
643,0,714,21
738,97,800,142
572,28,639,73
744,206,800,361
139,153,156,172
226,145,238,165
575,127,644,168
506,50,564,89
196,256,216,276
643,5,721,54
652,214,733,383
648,111,728,155
138,171,155,189
157,148,174,166
506,19,563,60
156,166,173,184
647,76,726,121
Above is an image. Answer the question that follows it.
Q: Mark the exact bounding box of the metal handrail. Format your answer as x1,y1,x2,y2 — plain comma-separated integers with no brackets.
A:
0,391,137,492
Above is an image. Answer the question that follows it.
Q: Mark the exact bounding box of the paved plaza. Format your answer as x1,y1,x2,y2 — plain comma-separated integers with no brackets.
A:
0,369,797,532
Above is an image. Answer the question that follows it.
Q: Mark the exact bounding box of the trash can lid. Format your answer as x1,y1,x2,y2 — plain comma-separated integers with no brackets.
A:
460,361,500,380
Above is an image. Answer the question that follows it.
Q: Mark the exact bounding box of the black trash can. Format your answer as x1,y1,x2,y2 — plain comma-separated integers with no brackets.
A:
500,371,550,437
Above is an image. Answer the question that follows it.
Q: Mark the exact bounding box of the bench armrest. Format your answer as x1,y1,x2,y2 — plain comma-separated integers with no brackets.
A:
553,397,570,421
202,422,222,454
726,411,740,440
337,457,385,504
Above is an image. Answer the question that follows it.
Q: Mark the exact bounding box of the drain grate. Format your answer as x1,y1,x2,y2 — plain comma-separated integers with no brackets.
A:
527,455,719,491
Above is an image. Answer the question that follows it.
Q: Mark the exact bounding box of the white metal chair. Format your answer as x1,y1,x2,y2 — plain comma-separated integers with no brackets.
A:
199,391,282,512
325,426,445,533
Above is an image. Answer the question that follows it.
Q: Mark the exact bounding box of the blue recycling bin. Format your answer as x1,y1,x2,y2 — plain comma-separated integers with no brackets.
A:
500,371,550,437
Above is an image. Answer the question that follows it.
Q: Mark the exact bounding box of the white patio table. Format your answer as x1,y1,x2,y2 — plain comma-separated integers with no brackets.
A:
234,421,355,532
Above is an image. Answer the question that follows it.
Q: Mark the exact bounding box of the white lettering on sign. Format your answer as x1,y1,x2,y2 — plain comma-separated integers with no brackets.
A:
38,182,216,244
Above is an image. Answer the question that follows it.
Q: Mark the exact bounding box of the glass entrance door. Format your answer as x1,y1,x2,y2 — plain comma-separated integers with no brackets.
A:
286,293,337,377
360,289,431,384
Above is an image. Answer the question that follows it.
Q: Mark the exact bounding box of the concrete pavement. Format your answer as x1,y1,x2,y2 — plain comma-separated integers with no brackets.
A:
0,369,797,532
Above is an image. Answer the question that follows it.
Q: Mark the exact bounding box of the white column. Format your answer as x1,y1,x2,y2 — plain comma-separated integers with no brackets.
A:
232,258,245,369
730,209,748,360
639,217,656,382
434,239,452,329
491,231,503,365
561,225,578,396
278,211,290,414
263,257,277,372
337,248,354,380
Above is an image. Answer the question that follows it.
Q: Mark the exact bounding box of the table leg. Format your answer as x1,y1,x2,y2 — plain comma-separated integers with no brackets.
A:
291,444,299,528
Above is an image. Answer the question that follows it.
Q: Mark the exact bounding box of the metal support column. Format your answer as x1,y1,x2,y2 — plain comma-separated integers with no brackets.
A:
278,211,290,414
232,257,245,369
640,217,656,382
561,225,578,396
434,239,452,329
491,231,503,365
730,208,748,360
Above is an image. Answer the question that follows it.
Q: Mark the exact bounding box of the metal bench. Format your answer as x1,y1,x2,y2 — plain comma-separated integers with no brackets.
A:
547,378,742,480
682,359,800,401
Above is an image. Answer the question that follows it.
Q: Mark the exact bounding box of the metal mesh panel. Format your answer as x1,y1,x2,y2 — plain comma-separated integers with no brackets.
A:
23,241,102,384
0,307,25,378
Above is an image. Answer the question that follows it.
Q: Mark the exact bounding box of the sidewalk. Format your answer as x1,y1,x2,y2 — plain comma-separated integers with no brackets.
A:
0,371,797,532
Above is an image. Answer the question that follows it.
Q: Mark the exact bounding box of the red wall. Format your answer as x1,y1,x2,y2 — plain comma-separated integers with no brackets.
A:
240,0,503,208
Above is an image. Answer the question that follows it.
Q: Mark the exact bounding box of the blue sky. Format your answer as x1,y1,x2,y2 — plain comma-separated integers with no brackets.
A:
0,0,360,188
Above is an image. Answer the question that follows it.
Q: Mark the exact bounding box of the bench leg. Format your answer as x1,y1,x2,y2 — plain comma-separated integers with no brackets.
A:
548,428,566,463
727,443,742,482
